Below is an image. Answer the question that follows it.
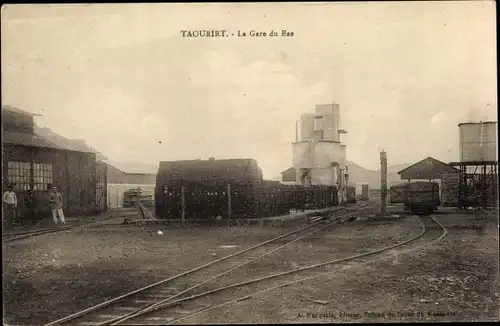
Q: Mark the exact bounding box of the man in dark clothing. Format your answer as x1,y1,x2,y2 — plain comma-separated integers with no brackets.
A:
24,189,38,225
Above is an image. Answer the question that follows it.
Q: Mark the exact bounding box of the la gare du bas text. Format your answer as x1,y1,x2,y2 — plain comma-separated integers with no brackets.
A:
180,29,294,38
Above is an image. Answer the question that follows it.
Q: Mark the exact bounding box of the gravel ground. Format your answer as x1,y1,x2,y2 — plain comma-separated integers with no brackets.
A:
3,224,292,325
6,206,492,325
185,211,499,324
207,218,424,290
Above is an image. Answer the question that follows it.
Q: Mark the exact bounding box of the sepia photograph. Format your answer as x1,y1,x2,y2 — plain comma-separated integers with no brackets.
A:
1,2,498,325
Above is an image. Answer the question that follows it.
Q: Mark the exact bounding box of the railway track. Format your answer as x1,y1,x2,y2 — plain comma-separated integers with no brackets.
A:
49,211,446,326
45,203,373,326
154,215,447,325
2,210,139,243
117,214,446,325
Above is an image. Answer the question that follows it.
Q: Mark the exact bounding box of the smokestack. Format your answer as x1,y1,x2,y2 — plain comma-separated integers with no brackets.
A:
380,151,388,215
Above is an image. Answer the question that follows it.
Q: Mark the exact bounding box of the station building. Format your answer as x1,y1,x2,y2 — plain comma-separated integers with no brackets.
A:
1,105,107,218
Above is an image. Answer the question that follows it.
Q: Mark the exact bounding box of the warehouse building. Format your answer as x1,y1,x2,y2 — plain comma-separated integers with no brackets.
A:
1,105,107,219
28,119,157,209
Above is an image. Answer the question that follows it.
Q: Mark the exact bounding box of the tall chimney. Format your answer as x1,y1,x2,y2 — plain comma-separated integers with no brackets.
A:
380,151,388,215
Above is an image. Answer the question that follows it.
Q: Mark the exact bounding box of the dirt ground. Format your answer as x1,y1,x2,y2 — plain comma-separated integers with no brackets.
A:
2,223,293,325
186,210,499,324
3,208,498,325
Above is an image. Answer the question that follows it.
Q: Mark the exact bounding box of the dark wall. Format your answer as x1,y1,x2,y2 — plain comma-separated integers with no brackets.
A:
2,144,100,218
281,168,296,182
106,163,126,183
1,110,34,134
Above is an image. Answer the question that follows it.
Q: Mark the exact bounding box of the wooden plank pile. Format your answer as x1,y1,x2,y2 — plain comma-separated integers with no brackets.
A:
123,188,154,208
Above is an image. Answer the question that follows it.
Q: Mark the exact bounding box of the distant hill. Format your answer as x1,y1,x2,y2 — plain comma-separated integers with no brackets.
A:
347,160,411,189
275,161,412,189
105,160,159,174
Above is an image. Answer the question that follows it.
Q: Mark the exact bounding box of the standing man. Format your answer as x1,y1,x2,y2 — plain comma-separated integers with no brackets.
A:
49,186,66,224
24,189,38,225
3,185,18,226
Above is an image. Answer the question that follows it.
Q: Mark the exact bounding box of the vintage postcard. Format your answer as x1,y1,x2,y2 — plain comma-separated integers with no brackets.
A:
2,2,498,325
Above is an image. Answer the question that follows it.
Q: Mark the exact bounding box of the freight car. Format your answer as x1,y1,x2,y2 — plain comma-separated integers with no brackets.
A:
284,184,338,211
155,158,340,220
404,181,440,215
155,158,264,219
390,182,408,205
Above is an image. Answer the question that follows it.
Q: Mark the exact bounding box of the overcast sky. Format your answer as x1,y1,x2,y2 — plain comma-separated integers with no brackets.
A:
2,2,497,178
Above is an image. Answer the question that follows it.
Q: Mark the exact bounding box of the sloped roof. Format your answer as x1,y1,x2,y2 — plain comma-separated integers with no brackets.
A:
158,158,263,183
34,126,97,154
2,105,42,116
2,130,64,150
2,130,96,155
398,156,459,180
281,167,295,174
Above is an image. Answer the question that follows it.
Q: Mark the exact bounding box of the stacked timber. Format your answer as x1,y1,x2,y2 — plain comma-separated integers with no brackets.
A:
123,188,154,207
441,172,459,207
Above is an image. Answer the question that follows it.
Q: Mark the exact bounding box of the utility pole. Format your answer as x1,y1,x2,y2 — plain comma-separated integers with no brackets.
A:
380,151,388,216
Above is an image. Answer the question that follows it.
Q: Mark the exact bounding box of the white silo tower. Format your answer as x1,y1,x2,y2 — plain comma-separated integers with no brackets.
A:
292,103,348,203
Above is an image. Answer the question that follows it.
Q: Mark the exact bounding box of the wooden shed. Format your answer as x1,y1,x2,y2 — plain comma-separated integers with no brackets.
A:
397,156,459,204
281,167,297,183
1,105,107,218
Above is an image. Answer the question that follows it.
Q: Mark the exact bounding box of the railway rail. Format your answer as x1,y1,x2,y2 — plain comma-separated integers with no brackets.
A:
2,210,139,243
157,215,447,325
49,211,447,325
45,203,373,326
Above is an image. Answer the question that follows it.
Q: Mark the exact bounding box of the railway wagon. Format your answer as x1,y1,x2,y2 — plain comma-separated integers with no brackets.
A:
283,184,338,210
155,158,301,219
390,182,408,204
404,181,440,215
254,181,292,217
155,158,264,219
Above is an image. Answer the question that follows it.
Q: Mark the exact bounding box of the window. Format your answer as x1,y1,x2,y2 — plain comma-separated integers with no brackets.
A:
7,161,31,190
33,163,54,191
313,117,324,140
